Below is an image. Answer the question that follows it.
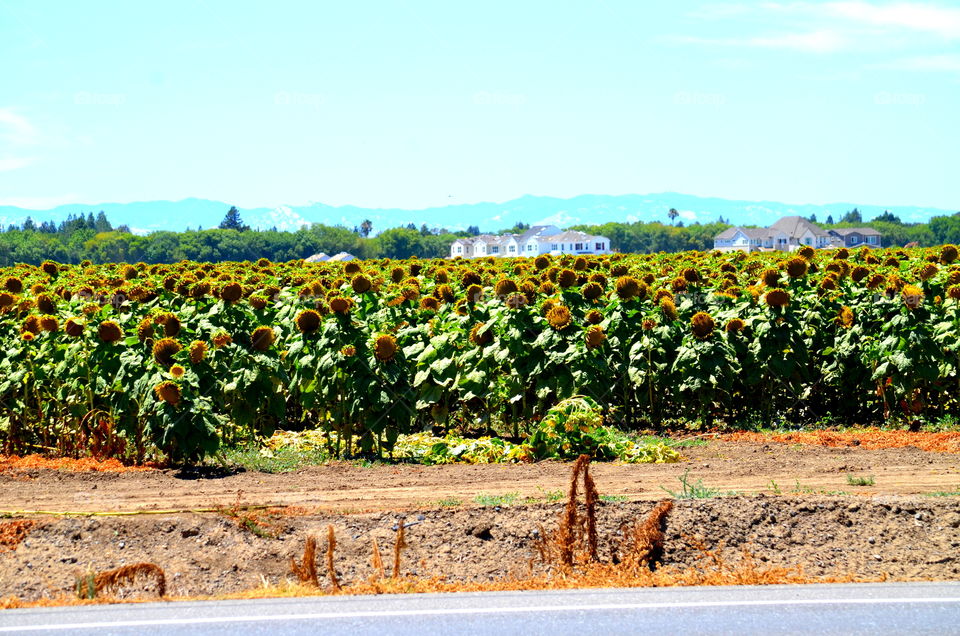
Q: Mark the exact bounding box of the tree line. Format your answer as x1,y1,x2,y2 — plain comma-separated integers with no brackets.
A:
0,206,957,266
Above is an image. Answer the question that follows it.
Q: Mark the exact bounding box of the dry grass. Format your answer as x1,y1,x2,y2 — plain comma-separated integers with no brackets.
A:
217,491,285,539
0,454,159,474
0,519,38,552
722,430,960,453
290,535,319,586
75,563,166,599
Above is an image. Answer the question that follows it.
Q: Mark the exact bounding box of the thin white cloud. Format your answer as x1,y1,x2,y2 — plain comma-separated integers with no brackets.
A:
0,194,79,209
0,157,35,172
825,2,960,39
0,108,38,146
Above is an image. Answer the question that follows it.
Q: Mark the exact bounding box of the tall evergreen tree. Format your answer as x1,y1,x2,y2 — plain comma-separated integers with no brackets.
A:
219,206,249,231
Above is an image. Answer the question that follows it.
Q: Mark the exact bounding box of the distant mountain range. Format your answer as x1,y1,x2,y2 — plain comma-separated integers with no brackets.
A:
0,193,954,236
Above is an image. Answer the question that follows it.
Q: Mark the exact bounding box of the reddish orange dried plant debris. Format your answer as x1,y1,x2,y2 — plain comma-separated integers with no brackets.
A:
0,454,160,474
721,429,960,454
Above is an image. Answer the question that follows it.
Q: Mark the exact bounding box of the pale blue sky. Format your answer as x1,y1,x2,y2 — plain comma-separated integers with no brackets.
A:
1,1,957,211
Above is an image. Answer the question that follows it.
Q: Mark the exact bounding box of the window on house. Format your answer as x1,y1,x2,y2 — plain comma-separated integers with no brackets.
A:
456,246,462,253
527,244,533,251
868,235,878,244
804,238,812,246
850,236,859,245
575,243,583,250
491,246,499,254
595,242,603,250
508,245,515,252
551,243,558,250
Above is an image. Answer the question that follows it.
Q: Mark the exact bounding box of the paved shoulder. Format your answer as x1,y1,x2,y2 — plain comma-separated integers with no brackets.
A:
3,582,960,635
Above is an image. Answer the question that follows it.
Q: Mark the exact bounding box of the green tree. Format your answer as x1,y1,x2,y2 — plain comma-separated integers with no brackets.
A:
218,206,249,232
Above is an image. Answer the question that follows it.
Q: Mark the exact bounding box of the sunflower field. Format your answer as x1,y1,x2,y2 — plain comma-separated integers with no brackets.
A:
1,243,959,463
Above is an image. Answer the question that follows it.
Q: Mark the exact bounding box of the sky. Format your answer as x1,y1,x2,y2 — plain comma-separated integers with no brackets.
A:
0,1,957,211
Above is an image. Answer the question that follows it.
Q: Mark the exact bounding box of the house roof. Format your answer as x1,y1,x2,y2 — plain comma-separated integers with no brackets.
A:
714,227,773,240
770,216,830,238
517,225,560,243
829,227,882,236
304,252,329,262
328,252,356,261
544,230,597,243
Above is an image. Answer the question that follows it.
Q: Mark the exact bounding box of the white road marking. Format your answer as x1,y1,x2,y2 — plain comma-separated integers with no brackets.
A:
3,596,960,631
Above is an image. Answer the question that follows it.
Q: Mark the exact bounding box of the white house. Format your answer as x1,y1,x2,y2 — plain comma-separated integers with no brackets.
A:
450,225,611,259
713,216,879,253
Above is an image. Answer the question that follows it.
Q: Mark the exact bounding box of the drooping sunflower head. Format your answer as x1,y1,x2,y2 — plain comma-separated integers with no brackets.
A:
837,306,855,328
249,294,268,310
4,277,23,293
251,326,276,351
505,293,527,309
434,284,455,303
851,266,870,283
785,258,808,279
296,309,322,334
494,278,518,298
902,284,924,310
153,337,182,366
163,314,181,338
581,282,604,301
21,315,40,334
0,292,14,308
65,317,84,337
546,305,572,330
41,260,59,276
466,284,483,303
469,323,492,347
534,255,550,271
725,317,745,333
538,281,556,295
691,311,715,339
189,340,208,364
947,284,960,301
585,325,606,349
98,320,123,343
39,315,59,332
642,318,657,331
918,263,938,281
797,245,816,261
329,296,352,314
585,309,603,325
615,276,641,300
153,381,181,406
681,268,701,284
762,268,781,287
373,334,398,362
764,288,791,308
659,297,678,321
36,293,56,314
220,282,243,303
351,274,372,294
420,296,440,311
557,269,578,288
940,244,959,264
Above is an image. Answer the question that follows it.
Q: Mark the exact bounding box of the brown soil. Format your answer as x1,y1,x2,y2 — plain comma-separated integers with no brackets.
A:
1,440,958,603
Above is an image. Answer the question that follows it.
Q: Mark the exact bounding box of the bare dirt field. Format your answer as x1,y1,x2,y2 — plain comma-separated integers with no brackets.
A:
1,439,959,603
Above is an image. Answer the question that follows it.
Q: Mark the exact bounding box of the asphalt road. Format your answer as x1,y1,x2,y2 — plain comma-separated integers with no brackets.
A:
2,582,959,635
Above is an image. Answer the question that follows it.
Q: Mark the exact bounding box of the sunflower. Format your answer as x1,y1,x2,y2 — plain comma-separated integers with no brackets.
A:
725,317,745,333
65,318,84,337
351,274,372,294
764,288,790,308
220,282,243,303
573,257,587,271
329,296,352,314
557,269,578,288
941,244,958,265
36,293,56,314
691,312,715,339
98,320,123,343
153,337,182,366
659,297,678,321
615,276,641,300
534,256,550,271
585,309,603,325
581,282,604,300
0,292,13,308
420,296,440,311
947,284,960,301
20,315,40,335
189,340,208,364
538,281,556,295
4,277,23,293
21,331,34,342
797,245,815,261
39,315,59,332
851,266,869,283
785,258,808,278
251,326,276,351
465,284,483,303
374,334,398,361
902,284,923,310
249,294,268,310
494,279,518,298
434,284,455,303
681,268,701,283
296,309,321,334
546,305,572,330
469,323,492,347
344,261,362,275
642,318,657,330
170,364,186,379
41,260,59,276
585,325,606,349
163,315,181,338
341,345,357,357
153,381,181,406
761,268,780,287
837,306,855,328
